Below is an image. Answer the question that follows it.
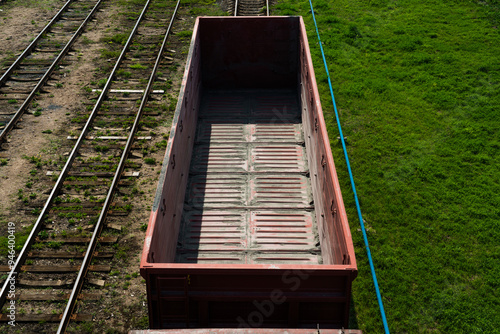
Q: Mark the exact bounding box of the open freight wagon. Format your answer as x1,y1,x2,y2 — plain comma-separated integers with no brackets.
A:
140,16,358,330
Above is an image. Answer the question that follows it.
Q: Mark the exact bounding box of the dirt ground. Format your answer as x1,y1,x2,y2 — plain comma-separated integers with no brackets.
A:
0,0,66,62
0,0,201,332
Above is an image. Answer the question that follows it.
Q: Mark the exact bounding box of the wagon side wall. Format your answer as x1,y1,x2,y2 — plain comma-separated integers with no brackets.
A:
199,16,299,89
145,268,354,329
298,17,357,268
143,18,203,266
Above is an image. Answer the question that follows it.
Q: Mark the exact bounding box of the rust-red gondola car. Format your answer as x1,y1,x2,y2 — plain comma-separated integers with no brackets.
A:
140,16,358,330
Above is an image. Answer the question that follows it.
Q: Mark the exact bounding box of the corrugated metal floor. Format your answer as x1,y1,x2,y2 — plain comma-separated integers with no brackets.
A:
176,90,321,264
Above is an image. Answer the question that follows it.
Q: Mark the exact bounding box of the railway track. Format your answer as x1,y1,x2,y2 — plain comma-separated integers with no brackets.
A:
229,0,269,16
0,0,104,142
0,0,182,332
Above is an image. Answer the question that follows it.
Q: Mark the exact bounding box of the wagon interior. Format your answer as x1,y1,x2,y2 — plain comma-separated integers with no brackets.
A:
145,16,354,268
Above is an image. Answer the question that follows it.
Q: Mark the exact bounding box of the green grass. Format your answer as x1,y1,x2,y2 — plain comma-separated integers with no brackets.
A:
102,33,129,45
276,0,500,332
117,69,132,78
0,223,31,258
144,157,156,165
100,49,121,59
129,63,147,70
176,30,193,39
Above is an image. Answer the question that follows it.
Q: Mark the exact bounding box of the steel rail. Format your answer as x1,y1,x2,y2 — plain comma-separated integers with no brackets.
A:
0,0,103,142
0,0,74,87
56,0,181,331
266,0,269,16
0,0,152,312
234,0,239,16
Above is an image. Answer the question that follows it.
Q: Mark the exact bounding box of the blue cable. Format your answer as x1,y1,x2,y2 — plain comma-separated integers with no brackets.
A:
307,1,390,333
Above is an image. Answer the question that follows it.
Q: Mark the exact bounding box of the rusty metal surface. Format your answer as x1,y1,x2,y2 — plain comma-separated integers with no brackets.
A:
177,90,319,265
185,174,312,208
175,210,320,264
200,18,299,89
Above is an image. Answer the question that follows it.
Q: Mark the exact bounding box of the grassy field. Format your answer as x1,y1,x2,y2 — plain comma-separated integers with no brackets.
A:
276,0,500,333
